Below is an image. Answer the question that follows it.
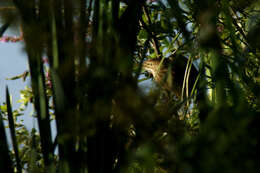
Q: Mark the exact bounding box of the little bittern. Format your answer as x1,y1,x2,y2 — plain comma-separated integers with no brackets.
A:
142,56,198,98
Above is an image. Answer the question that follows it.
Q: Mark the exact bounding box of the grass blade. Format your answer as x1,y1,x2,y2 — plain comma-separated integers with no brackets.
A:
6,86,22,173
0,105,14,173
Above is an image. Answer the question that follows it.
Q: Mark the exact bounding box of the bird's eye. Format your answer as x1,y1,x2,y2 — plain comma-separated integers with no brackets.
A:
144,71,152,78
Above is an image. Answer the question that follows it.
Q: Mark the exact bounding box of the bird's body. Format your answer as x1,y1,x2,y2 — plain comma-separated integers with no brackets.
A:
142,56,198,98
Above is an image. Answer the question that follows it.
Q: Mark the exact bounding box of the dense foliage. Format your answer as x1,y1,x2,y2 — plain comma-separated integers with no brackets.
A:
0,0,260,172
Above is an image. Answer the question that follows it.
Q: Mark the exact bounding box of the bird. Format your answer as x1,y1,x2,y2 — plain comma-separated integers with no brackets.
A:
142,56,198,99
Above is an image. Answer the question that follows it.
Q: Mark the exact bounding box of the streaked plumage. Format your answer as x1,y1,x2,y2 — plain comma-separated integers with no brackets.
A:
142,57,198,98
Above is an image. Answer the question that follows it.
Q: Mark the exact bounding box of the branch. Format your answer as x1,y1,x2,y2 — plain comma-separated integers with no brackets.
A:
140,6,162,58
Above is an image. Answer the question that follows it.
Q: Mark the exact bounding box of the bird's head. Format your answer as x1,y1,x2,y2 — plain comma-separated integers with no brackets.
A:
142,59,165,79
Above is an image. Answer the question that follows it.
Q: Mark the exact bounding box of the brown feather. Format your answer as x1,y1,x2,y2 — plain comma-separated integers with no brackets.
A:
142,56,198,98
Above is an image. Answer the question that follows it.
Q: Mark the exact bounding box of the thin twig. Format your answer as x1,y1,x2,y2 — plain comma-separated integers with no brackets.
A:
140,6,162,58
0,7,16,11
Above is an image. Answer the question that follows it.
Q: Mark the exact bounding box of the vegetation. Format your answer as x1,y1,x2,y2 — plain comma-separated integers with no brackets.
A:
0,0,260,172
